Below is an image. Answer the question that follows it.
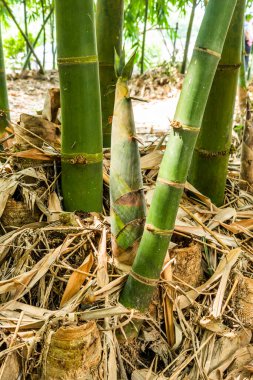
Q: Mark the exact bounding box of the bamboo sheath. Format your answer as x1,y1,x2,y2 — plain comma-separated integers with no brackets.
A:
96,0,124,148
188,0,245,206
110,77,146,266
0,21,9,134
55,0,103,212
120,0,238,311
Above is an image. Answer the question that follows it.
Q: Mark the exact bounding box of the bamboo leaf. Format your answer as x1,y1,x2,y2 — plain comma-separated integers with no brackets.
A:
97,227,109,288
60,253,94,307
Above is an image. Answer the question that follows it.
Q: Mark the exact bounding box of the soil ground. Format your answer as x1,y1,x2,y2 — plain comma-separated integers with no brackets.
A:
7,71,180,134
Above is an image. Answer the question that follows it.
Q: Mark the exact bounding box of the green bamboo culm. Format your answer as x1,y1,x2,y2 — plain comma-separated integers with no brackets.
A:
120,0,237,311
96,0,124,148
188,0,245,206
0,20,9,134
110,53,146,267
55,0,103,212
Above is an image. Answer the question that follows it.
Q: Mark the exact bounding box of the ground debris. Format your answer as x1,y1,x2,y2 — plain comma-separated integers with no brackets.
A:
0,74,253,379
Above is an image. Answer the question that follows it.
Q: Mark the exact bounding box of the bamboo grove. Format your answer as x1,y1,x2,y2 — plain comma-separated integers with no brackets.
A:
0,0,252,316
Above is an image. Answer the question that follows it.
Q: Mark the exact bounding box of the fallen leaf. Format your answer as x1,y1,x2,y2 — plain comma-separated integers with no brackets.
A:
60,253,94,307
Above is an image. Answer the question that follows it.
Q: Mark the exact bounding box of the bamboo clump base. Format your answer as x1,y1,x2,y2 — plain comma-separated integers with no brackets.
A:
0,90,253,379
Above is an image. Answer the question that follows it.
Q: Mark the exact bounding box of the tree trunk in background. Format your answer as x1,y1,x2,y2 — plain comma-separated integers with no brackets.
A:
23,0,30,70
172,22,178,64
96,0,124,148
55,0,103,212
40,0,46,69
241,101,253,193
188,0,245,206
120,0,237,312
22,7,54,72
181,0,197,74
140,0,149,74
2,0,44,73
110,63,146,267
0,21,10,135
50,1,56,70
240,49,253,193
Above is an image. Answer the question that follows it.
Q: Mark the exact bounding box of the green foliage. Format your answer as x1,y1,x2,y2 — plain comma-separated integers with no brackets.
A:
3,32,33,60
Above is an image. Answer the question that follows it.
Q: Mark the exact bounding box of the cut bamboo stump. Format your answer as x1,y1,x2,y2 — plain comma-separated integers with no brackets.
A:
43,322,101,380
234,275,253,328
170,243,203,289
42,88,61,123
1,198,41,228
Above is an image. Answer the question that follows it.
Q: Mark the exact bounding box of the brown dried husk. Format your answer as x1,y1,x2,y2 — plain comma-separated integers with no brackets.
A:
170,243,203,290
234,275,253,328
1,198,41,227
14,113,60,150
43,322,101,380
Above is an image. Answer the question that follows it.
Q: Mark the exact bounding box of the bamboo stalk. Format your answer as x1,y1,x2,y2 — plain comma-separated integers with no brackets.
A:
96,0,124,148
55,0,103,212
110,54,146,266
120,0,237,311
0,20,9,135
188,0,246,206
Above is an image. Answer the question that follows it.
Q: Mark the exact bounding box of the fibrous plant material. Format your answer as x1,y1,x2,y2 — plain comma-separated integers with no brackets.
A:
188,0,245,206
234,275,253,328
110,54,146,266
169,243,203,290
43,322,101,379
120,0,238,311
0,20,9,135
96,0,124,148
55,0,103,212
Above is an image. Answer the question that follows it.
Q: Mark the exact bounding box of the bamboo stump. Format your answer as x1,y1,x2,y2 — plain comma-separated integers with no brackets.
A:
234,275,253,328
43,321,101,380
42,88,61,123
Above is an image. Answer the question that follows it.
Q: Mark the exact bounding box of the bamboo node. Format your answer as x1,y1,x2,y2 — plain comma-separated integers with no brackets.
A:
158,177,185,189
146,223,174,236
170,120,199,133
194,147,230,158
129,269,159,287
57,55,98,66
99,61,114,68
217,63,241,71
62,152,103,165
194,46,221,58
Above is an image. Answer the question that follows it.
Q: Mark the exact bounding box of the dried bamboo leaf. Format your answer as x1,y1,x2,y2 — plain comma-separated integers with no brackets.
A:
0,237,75,300
208,329,252,380
207,208,236,230
60,253,94,307
48,191,62,222
97,227,109,288
225,345,253,379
